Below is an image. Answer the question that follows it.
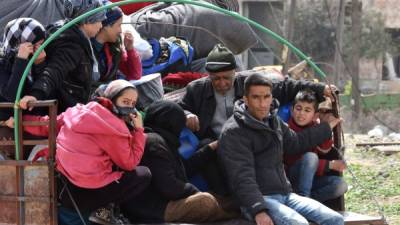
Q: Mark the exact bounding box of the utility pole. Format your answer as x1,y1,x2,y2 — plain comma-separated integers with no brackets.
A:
282,0,296,75
351,0,361,120
333,0,345,86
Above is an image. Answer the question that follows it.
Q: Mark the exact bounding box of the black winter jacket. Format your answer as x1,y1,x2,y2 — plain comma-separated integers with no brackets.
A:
179,71,326,140
123,131,215,222
0,56,45,120
123,100,216,222
218,100,332,218
30,25,94,112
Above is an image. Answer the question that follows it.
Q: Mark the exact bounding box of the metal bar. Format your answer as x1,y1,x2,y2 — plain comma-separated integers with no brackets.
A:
22,121,49,126
0,140,48,146
48,103,58,225
355,142,400,147
0,100,57,108
16,109,25,225
0,160,48,166
0,195,53,203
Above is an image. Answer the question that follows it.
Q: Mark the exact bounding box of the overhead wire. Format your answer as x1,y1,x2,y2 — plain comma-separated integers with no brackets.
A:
323,1,389,223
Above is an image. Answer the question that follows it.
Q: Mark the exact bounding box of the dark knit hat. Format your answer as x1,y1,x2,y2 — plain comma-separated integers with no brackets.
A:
103,79,136,101
205,44,237,73
63,0,106,24
102,5,123,26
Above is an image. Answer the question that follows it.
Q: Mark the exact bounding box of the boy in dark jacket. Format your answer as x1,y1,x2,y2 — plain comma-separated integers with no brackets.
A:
122,100,237,223
218,73,344,225
284,90,347,202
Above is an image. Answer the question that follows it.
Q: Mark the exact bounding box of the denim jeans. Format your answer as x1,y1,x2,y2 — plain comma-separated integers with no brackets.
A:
287,152,348,202
244,193,344,225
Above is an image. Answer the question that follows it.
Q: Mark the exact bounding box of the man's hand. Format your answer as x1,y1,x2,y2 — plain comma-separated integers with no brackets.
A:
17,42,34,59
186,113,200,132
208,140,218,151
19,95,37,111
123,32,134,51
329,160,346,172
255,212,274,225
323,84,338,102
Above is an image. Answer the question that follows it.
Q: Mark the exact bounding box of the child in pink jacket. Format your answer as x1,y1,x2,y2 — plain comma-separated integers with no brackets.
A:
7,79,151,224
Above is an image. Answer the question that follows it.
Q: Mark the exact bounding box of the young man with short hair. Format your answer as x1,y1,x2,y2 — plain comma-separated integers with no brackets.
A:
218,73,344,225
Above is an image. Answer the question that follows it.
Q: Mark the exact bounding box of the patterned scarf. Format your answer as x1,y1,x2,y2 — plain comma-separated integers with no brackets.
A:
0,18,45,57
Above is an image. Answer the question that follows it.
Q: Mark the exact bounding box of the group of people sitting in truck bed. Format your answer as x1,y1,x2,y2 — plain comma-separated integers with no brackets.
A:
0,0,347,225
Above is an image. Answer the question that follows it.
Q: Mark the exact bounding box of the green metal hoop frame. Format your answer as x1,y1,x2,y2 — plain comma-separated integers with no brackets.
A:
13,0,327,159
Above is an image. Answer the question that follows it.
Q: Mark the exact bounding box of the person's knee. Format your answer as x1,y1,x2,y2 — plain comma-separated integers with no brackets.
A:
134,166,152,186
196,192,219,209
303,152,319,164
331,177,348,197
337,179,348,195
276,215,308,225
321,212,344,225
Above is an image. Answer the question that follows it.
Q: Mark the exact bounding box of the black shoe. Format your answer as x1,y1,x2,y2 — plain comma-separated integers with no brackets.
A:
89,204,130,225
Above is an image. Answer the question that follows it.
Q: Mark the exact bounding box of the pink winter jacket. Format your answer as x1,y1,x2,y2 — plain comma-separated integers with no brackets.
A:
23,102,146,189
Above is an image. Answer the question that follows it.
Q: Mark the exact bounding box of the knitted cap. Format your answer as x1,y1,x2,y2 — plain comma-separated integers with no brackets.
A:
63,0,106,24
103,79,136,101
205,44,237,73
102,5,123,26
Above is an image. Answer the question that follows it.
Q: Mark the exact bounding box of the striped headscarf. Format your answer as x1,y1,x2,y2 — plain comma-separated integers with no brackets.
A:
63,0,106,24
0,18,45,57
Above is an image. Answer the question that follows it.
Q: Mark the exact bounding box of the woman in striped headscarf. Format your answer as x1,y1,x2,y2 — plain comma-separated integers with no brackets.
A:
0,17,46,120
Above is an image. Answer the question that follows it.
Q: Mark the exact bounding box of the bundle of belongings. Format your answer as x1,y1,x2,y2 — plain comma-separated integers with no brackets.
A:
129,1,258,60
141,36,194,77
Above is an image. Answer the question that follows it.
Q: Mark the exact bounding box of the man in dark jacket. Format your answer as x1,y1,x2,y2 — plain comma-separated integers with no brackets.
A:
122,100,237,223
218,73,344,225
179,44,336,142
19,0,106,113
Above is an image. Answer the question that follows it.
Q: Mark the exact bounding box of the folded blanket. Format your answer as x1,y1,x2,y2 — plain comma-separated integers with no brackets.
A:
130,2,258,60
0,0,64,37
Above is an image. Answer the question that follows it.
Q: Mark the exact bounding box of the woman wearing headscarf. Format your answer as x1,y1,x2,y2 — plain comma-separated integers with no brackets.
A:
92,3,142,84
122,100,238,223
19,0,107,113
6,79,151,225
0,17,46,159
0,17,46,118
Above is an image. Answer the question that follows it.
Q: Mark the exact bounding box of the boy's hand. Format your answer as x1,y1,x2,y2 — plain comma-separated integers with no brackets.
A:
329,160,346,172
